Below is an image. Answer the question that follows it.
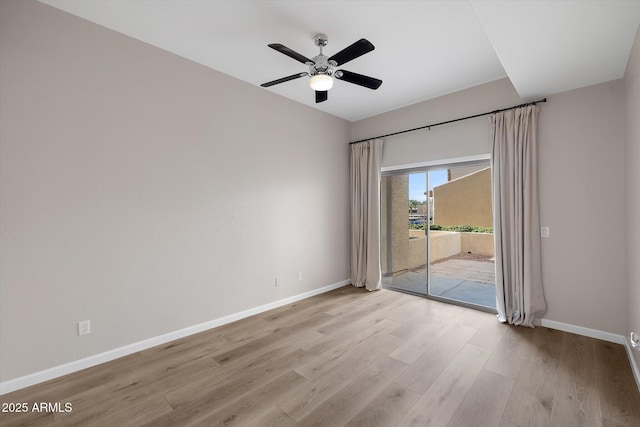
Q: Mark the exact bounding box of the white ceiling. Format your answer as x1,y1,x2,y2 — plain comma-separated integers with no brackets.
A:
41,0,640,122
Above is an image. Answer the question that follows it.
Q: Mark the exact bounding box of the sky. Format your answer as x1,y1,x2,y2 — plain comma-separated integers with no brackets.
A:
408,170,448,201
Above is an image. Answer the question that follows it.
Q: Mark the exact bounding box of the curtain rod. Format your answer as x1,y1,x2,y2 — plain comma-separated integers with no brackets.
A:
349,98,547,145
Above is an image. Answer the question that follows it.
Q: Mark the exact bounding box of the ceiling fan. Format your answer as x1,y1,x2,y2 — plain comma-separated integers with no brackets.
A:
261,34,382,103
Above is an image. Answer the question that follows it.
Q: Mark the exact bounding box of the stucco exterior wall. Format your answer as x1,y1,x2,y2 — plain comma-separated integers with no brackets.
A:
433,167,492,227
428,231,462,262
461,233,494,257
381,175,410,275
408,237,427,270
449,165,486,181
404,232,495,271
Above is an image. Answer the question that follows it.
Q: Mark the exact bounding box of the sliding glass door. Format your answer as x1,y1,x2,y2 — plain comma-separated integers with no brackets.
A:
381,160,497,311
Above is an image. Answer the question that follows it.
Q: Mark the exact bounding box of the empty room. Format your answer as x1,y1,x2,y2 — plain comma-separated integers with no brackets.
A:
1,0,640,426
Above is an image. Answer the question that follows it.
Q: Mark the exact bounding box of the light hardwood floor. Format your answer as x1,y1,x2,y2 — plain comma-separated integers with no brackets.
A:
1,286,639,426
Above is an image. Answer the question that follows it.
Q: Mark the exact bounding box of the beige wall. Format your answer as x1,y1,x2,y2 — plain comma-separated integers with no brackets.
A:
352,78,523,168
354,77,627,336
433,167,492,227
537,81,626,334
624,25,640,375
0,0,350,382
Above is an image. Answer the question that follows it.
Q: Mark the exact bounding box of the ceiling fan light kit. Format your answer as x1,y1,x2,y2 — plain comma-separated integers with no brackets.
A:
261,33,382,103
309,74,333,91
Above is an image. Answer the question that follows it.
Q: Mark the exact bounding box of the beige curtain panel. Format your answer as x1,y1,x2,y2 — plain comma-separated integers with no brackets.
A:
491,106,546,327
350,139,384,291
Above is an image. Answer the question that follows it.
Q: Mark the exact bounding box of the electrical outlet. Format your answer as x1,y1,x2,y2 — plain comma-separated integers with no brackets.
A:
275,277,280,287
78,320,90,336
632,332,640,350
297,272,303,281
541,226,550,238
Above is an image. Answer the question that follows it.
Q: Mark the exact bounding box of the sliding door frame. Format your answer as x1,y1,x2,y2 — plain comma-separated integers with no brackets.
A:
381,154,497,313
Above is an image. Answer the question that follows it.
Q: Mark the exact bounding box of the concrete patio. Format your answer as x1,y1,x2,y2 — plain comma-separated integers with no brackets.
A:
382,254,496,309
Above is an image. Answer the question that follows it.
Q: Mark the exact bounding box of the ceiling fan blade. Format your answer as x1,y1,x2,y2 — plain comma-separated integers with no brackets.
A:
261,73,307,88
336,70,382,90
268,43,314,64
316,90,328,103
328,39,375,66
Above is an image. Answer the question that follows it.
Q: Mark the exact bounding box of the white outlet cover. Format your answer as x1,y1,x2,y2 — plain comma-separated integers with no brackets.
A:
78,320,90,336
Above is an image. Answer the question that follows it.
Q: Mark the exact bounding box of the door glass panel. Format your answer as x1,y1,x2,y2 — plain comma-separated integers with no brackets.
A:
380,172,428,295
427,165,496,309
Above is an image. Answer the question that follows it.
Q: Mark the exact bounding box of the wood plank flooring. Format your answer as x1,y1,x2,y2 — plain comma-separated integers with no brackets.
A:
1,286,639,426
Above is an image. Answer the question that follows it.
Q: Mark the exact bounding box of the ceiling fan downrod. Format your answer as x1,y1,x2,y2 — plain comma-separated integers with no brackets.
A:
310,34,335,77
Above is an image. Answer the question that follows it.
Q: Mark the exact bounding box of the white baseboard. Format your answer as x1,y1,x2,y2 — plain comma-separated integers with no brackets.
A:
0,279,351,395
540,319,625,344
541,318,640,392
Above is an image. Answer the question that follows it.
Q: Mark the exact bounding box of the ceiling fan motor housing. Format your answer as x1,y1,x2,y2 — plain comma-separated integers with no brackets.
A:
310,54,336,77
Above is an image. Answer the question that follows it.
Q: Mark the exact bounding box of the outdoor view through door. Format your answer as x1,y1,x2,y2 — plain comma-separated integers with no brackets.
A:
381,161,496,311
